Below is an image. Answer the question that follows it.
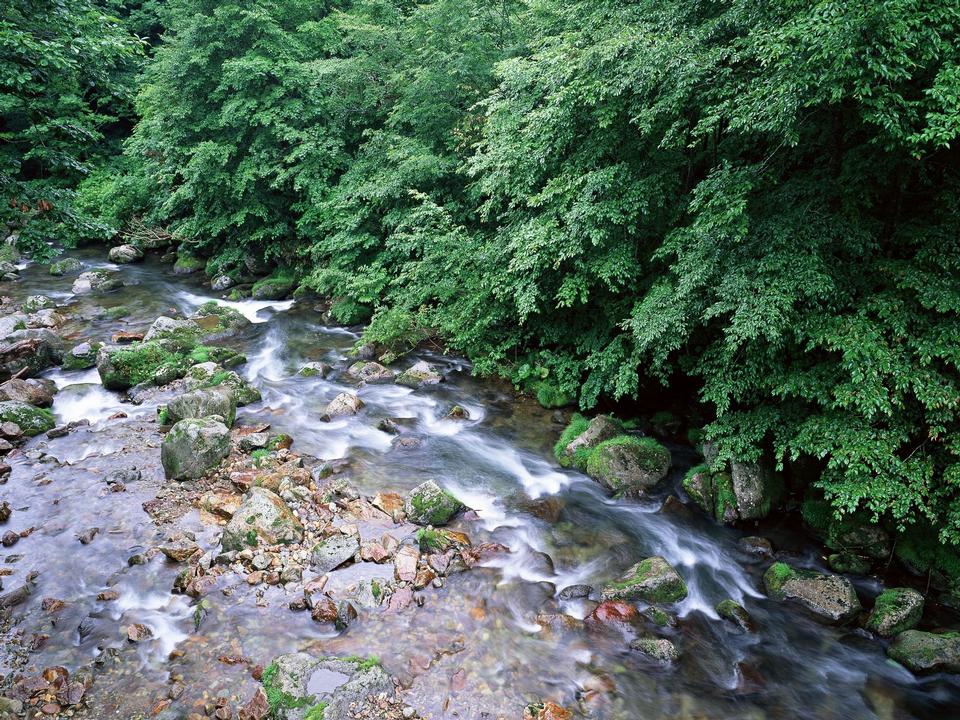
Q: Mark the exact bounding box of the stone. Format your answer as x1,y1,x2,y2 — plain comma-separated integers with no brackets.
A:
864,588,924,637
563,415,620,461
716,599,753,632
161,417,231,480
251,273,296,300
49,257,82,276
185,363,261,406
729,461,784,520
0,378,54,407
165,386,237,427
0,401,54,436
0,329,62,379
21,295,55,313
72,270,122,294
601,556,688,603
630,636,679,663
310,534,360,574
587,600,640,628
97,341,186,391
173,252,204,275
297,362,331,378
322,392,364,420
559,584,593,600
395,360,443,388
887,630,960,674
126,623,152,642
143,316,203,349
404,480,464,526
108,244,143,264
221,487,304,551
190,301,251,341
345,361,395,383
763,562,861,624
394,545,420,583
585,437,671,495
63,341,102,371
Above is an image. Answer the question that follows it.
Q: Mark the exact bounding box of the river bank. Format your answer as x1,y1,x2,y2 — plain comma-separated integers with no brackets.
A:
0,247,958,719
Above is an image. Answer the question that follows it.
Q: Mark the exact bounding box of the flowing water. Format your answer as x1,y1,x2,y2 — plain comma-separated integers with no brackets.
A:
2,250,959,719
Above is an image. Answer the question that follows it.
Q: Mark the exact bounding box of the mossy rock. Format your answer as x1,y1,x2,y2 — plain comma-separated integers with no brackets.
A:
887,630,960,674
0,401,55,436
185,362,261,405
96,341,189,391
716,598,753,632
160,416,231,481
49,257,83,276
252,271,297,300
63,341,103,371
763,562,861,624
892,523,960,589
404,480,464,526
554,414,621,471
173,252,205,275
165,386,237,427
190,300,251,340
864,588,924,637
143,316,204,350
21,295,55,313
601,556,688,603
629,636,679,663
682,466,737,523
585,436,671,495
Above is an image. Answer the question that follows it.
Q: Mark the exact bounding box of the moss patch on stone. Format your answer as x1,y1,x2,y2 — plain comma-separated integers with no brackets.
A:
0,402,55,436
762,562,796,597
553,413,591,469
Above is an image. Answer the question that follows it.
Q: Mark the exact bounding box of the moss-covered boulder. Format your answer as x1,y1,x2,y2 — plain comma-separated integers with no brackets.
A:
716,598,754,632
72,269,122,294
0,401,55,436
221,487,303,551
173,252,204,275
601,556,688,603
0,328,63,379
683,461,782,524
160,416,231,480
395,360,443,388
185,362,261,405
21,295,55,314
763,562,861,624
164,386,237,427
49,257,82,276
63,341,102,371
345,361,396,383
585,436,671,495
404,480,464,526
252,271,296,300
190,301,250,341
864,588,924,637
629,636,679,663
297,362,331,378
555,414,620,470
143,316,203,349
108,244,143,264
887,630,960,674
96,341,187,391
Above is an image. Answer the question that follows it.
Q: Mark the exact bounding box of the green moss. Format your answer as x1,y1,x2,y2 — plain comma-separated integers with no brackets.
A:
0,402,56,436
173,253,204,274
261,662,313,717
157,406,169,425
416,528,446,552
304,703,328,720
762,562,796,597
252,271,297,300
895,523,960,588
530,378,575,409
245,529,258,547
329,297,372,325
585,436,670,490
340,655,381,671
553,413,591,469
713,472,736,521
101,341,188,389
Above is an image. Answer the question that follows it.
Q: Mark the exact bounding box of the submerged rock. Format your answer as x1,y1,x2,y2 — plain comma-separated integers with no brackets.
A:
297,362,331,378
161,416,231,480
864,588,924,637
322,392,364,420
0,402,54,436
404,480,464,526
221,487,303,551
601,556,688,603
165,386,237,427
763,562,861,624
887,630,960,674
395,360,442,388
72,270,122,294
630,636,679,663
716,599,754,632
585,437,671,495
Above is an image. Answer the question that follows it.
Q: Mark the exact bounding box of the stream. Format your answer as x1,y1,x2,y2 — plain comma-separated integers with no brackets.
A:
2,249,959,719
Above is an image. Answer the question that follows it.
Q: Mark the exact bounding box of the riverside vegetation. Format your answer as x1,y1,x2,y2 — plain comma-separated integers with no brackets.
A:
2,0,960,718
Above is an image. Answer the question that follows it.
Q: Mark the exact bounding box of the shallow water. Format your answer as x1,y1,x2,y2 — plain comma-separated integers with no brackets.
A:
1,249,959,718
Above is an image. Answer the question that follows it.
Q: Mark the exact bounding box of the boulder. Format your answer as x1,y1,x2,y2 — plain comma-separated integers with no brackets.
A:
716,599,753,632
322,392,363,420
684,462,782,524
763,562,861,624
21,295,55,313
297,362,331,378
345,361,395,383
96,341,186,391
49,257,82,276
0,329,62,379
184,363,261,405
251,273,296,300
62,341,102,371
887,630,960,674
189,301,251,341
173,252,204,275
0,379,54,407
221,487,303,551
629,636,679,663
143,316,203,349
864,587,924,637
165,386,237,427
108,244,143,264
395,360,442,388
0,401,55,436
27,308,65,329
310,534,360,574
585,437,671,495
160,416,231,480
404,480,464,526
72,270,122,294
601,556,688,603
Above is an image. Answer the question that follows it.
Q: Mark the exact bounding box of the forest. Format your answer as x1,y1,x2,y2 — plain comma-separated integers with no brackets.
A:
4,0,960,582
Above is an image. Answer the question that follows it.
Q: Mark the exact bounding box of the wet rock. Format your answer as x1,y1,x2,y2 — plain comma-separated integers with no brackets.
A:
346,361,396,383
239,686,270,720
738,536,773,557
446,405,470,420
72,269,122,294
49,257,82,276
887,630,960,674
864,588,924,637
0,501,9,522
404,480,464,526
563,415,620,461
165,386,237,427
238,432,270,451
108,244,143,264
161,416,232,480
763,562,861,624
106,468,141,486
601,556,688,603
78,527,99,544
297,362,331,378
97,341,185,390
630,636,679,663
63,341,102,371
828,552,871,575
21,295,55,313
587,601,639,629
159,538,199,563
395,360,443,388
336,600,358,631
0,378,54,407
585,437,671,495
559,584,593,600
394,544,420,583
2,530,18,547
716,599,753,632
251,273,296,300
126,623,152,642
322,392,364,420
729,461,784,520
221,487,304,551
185,363,261,406
190,301,251,341
310,534,360,574
143,316,203,349
0,401,54,436
173,251,204,275
524,702,573,720
0,328,63,379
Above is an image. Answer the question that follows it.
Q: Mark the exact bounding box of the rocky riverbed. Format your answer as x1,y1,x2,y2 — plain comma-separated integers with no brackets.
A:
0,248,959,719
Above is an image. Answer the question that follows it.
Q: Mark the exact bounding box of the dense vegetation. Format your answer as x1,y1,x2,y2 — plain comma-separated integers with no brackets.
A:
4,2,960,557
